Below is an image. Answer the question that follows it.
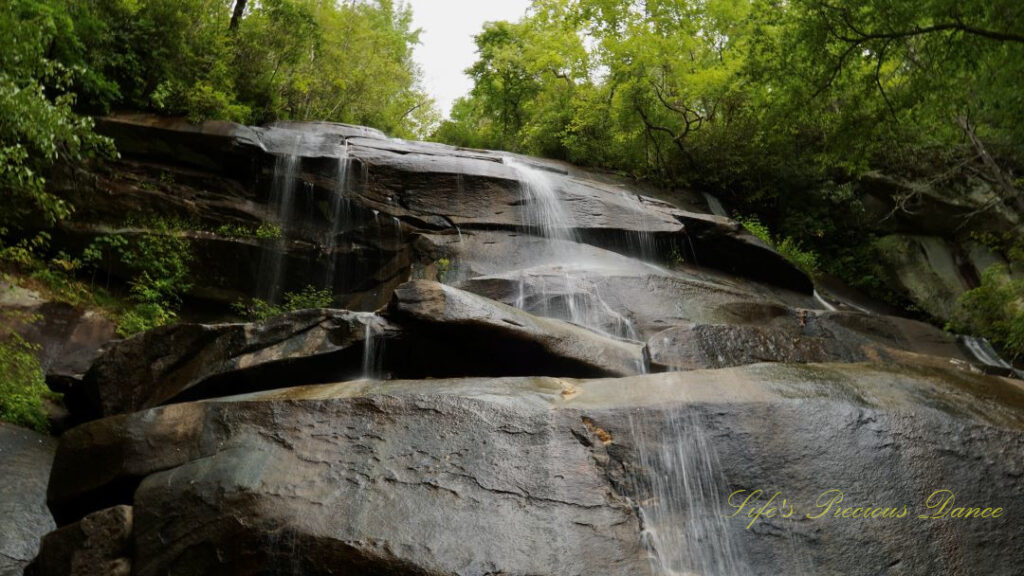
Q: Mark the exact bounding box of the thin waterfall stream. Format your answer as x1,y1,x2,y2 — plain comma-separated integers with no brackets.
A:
630,409,750,576
257,140,301,303
504,156,758,574
322,143,352,290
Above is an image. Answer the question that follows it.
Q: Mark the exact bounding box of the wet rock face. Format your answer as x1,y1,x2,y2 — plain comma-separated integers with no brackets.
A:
50,113,810,312
43,366,1024,576
28,115,1023,576
0,424,57,576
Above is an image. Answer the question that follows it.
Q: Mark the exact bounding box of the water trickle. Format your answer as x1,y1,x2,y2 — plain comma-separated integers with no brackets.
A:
630,408,749,576
257,137,302,303
362,316,385,379
323,146,352,289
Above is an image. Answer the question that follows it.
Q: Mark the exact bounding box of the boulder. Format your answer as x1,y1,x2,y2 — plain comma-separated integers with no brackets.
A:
874,235,972,320
76,309,393,418
26,506,132,576
0,424,57,576
44,363,1024,575
387,280,646,377
647,308,973,371
0,283,116,385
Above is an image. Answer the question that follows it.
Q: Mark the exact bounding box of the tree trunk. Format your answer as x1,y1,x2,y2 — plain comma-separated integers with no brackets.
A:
229,0,247,31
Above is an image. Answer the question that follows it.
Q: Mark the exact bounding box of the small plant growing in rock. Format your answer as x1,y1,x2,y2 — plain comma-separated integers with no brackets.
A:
436,257,452,283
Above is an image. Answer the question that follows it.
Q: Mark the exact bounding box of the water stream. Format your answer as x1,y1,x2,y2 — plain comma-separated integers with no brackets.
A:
322,144,353,290
502,157,642,343
257,137,302,303
630,408,749,576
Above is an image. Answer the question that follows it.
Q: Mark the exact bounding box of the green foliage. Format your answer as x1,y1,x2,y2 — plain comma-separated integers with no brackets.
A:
0,313,52,432
0,0,115,234
739,217,819,276
436,257,452,281
215,222,283,240
44,0,439,136
949,265,1024,361
231,285,334,321
281,285,334,310
84,222,193,337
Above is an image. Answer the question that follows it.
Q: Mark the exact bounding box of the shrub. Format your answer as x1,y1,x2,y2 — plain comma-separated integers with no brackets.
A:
0,314,52,432
232,285,334,322
738,217,819,276
949,265,1024,361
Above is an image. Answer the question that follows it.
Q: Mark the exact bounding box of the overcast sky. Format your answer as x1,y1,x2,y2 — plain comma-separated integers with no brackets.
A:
406,0,533,117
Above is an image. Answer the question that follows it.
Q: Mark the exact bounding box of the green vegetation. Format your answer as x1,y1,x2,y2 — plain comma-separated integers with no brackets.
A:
215,222,283,240
232,285,335,321
950,265,1024,362
0,312,54,432
739,217,819,276
0,0,115,236
84,223,194,337
436,0,1023,321
44,0,437,134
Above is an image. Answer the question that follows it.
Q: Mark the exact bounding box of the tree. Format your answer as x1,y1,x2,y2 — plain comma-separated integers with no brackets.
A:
230,0,248,30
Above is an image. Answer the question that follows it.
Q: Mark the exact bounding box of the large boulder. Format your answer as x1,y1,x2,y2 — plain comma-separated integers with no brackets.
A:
43,363,1024,575
0,424,57,576
388,280,646,377
76,309,391,418
26,506,132,576
73,281,650,421
874,234,972,320
0,282,116,386
646,307,973,371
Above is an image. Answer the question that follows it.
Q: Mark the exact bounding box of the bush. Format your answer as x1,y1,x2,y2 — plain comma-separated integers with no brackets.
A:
232,285,334,322
84,221,193,337
0,315,52,432
949,265,1024,361
738,217,819,277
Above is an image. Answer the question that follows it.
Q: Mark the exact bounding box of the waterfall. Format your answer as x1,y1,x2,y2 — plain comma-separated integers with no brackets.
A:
504,157,577,244
323,146,352,289
630,408,749,576
503,157,641,342
362,316,384,379
257,137,302,303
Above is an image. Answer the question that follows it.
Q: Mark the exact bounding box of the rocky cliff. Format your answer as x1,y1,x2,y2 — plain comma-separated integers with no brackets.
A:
6,115,1023,575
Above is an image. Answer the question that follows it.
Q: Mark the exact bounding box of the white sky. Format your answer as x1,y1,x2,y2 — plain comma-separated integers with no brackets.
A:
405,0,533,117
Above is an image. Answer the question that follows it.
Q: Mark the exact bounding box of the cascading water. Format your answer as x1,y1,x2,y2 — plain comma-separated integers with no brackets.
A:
503,157,643,345
322,145,352,289
257,137,302,303
504,157,577,245
630,408,749,576
361,315,385,379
